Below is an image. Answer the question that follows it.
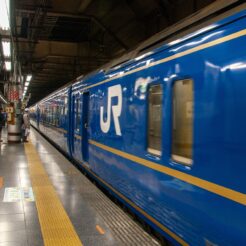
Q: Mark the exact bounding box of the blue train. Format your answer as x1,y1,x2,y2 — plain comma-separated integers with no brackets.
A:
30,5,246,246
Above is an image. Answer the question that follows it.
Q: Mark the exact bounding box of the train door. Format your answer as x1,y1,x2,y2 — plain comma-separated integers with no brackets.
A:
82,92,90,162
37,106,40,129
67,88,72,156
71,93,82,161
70,94,75,155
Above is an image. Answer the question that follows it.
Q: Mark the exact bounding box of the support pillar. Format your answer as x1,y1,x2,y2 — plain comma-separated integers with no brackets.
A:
6,85,22,143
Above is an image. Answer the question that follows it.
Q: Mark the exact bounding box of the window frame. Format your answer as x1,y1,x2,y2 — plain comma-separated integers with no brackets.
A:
74,95,81,133
146,83,163,157
171,78,194,166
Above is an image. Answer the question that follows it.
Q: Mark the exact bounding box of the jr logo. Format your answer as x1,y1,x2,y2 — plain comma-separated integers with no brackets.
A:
100,84,122,136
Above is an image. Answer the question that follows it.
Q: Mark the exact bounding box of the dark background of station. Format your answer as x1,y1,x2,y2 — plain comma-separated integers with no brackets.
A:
1,0,215,105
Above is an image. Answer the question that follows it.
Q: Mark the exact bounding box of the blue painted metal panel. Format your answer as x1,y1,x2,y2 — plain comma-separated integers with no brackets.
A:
30,9,246,246
82,91,90,162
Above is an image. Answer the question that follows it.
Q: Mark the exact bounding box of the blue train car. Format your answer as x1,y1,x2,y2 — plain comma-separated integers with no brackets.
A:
30,5,246,246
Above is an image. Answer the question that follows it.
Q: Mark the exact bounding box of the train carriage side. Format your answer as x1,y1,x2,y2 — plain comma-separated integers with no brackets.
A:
29,105,39,128
28,8,246,246
76,10,246,246
70,82,83,162
70,72,106,163
37,87,70,154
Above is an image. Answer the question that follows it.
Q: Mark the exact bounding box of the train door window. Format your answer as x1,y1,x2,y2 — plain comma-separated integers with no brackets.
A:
64,97,68,115
147,84,162,156
75,97,81,132
172,79,193,165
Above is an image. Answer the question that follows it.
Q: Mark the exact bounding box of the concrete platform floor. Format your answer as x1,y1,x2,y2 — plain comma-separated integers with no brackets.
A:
0,127,161,246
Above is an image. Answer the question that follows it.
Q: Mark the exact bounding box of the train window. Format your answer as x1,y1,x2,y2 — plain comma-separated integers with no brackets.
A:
147,84,162,156
172,79,193,165
52,106,56,125
75,98,81,132
56,105,60,126
64,97,68,115
47,106,50,123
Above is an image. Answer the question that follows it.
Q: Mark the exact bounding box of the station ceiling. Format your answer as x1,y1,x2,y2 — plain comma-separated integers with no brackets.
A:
13,0,215,105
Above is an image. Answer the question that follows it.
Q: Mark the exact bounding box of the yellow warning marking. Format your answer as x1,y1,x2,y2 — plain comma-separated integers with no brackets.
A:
0,177,3,189
24,142,83,246
96,225,105,235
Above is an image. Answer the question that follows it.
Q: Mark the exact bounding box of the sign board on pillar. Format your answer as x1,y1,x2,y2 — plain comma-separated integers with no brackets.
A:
6,107,14,113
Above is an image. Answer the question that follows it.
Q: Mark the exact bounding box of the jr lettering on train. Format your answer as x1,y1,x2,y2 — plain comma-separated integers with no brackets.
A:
100,84,122,136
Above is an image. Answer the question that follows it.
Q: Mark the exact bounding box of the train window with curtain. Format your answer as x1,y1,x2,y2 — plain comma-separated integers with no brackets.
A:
46,107,49,123
64,97,68,115
172,79,193,165
56,105,60,126
48,107,50,123
52,106,56,125
147,84,162,156
47,106,50,124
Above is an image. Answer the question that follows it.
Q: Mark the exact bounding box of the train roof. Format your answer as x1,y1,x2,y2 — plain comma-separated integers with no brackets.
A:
100,0,246,74
36,0,246,105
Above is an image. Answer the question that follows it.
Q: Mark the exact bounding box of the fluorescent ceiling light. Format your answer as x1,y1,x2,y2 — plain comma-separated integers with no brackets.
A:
0,0,10,30
26,75,32,82
5,61,11,71
18,75,24,83
2,40,10,57
25,82,29,86
0,93,7,104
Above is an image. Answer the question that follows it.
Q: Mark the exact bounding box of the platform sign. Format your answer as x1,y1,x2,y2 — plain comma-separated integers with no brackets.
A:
3,187,35,202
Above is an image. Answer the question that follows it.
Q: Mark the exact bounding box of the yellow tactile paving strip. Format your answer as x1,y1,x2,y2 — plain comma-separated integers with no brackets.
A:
24,142,83,246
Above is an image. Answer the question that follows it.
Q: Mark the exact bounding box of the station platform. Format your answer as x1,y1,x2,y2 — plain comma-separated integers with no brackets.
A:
0,127,161,246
